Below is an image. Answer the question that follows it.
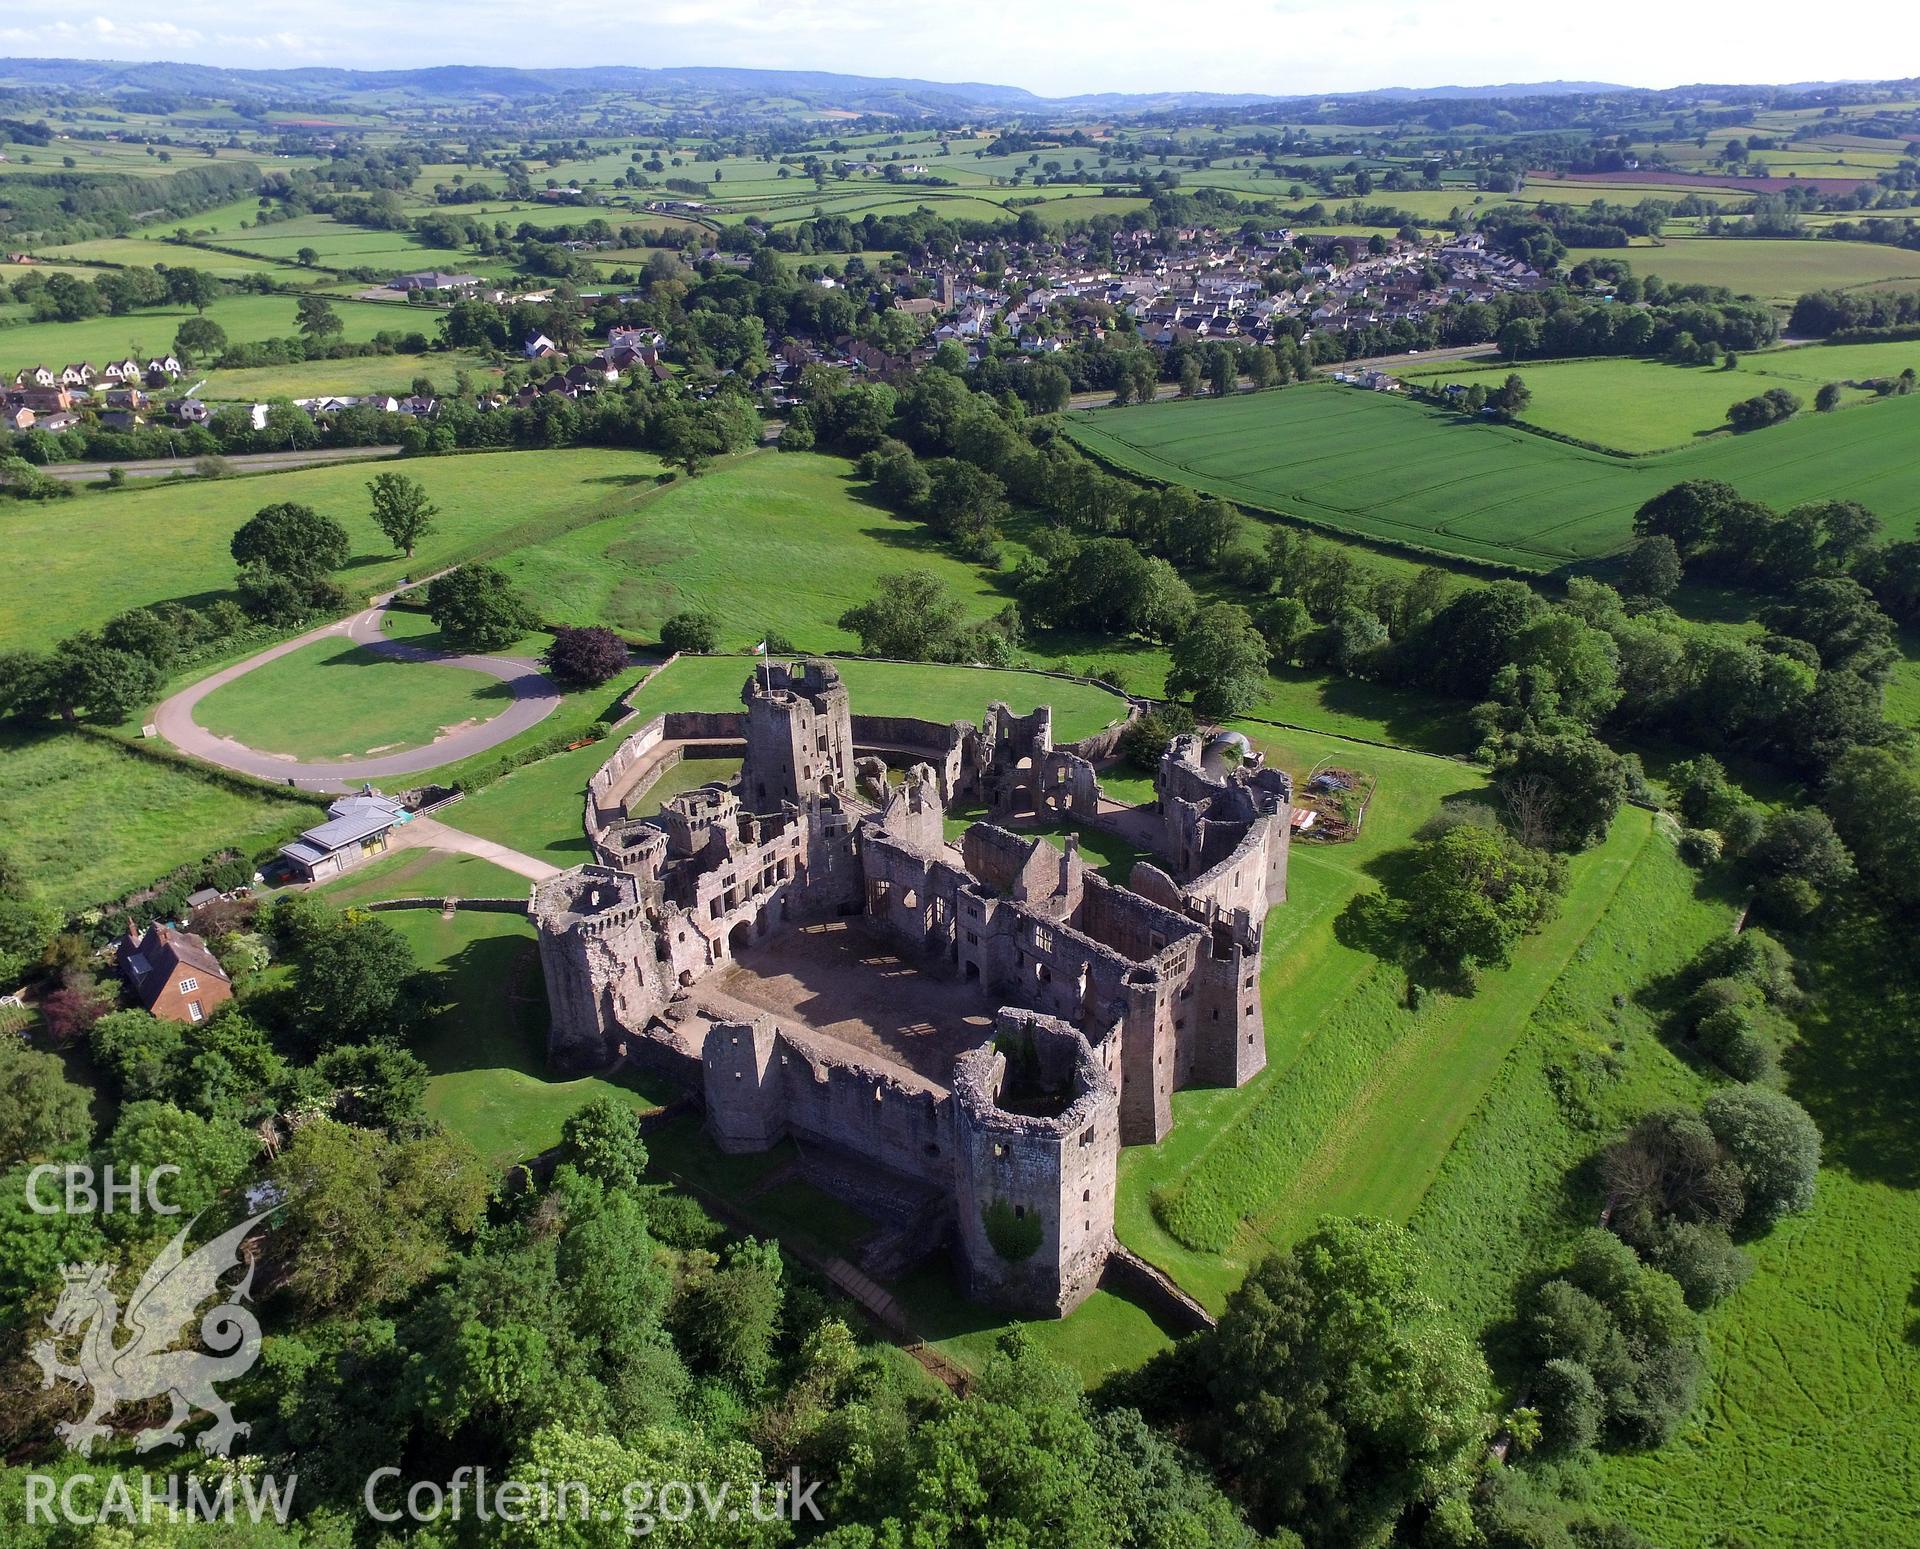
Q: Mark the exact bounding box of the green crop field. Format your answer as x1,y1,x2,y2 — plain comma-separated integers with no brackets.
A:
5,446,667,650
0,729,317,915
0,292,415,377
1067,382,1920,569
1394,343,1920,453
1562,237,1920,302
193,637,515,762
495,450,1022,651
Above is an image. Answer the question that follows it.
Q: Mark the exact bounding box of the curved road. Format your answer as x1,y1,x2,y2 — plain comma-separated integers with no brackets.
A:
154,582,562,793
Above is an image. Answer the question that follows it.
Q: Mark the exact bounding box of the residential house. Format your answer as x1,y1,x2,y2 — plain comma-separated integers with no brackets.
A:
14,366,56,389
172,399,211,425
2,406,34,432
523,332,558,359
116,921,233,1024
144,356,185,384
101,357,142,383
59,363,95,388
278,789,410,884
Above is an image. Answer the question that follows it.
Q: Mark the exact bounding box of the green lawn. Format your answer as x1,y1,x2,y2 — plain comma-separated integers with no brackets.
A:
1395,343,1920,453
312,846,530,906
1068,382,1920,569
388,907,677,1167
8,446,667,650
193,637,515,761
449,737,613,870
0,729,318,915
494,451,1021,652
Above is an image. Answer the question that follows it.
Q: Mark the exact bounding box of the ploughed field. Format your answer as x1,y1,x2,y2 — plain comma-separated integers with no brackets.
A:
1067,382,1920,569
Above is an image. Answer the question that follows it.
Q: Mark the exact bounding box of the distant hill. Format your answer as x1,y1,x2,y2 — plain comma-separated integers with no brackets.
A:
0,57,1644,117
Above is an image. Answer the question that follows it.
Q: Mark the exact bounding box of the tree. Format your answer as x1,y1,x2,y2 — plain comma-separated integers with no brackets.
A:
839,571,966,661
34,634,159,724
1194,1217,1491,1544
1492,372,1531,416
1402,822,1567,973
231,501,350,579
272,1120,492,1313
1704,1086,1820,1231
172,316,227,367
1620,534,1683,601
1498,317,1540,360
544,625,629,688
291,909,428,1050
1741,807,1855,920
1815,382,1843,412
98,1101,256,1236
659,609,721,654
1634,479,1748,560
295,294,344,341
0,1038,91,1167
560,1097,649,1191
672,1237,784,1393
164,267,220,313
365,472,437,559
1823,743,1920,912
426,563,536,652
1165,603,1269,719
1493,732,1631,851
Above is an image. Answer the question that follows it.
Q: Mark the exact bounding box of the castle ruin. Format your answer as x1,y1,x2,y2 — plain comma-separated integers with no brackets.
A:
532,660,1291,1317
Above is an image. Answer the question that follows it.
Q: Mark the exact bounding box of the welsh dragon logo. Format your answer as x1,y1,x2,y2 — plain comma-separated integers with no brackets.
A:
31,1210,268,1457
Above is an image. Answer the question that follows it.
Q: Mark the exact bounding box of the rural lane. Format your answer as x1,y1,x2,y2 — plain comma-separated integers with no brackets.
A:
42,445,402,482
153,582,562,794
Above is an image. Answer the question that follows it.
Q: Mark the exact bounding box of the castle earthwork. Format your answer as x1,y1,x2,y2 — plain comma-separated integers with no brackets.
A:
532,660,1291,1317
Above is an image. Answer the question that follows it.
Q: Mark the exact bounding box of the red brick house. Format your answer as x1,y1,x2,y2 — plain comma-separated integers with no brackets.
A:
116,921,233,1024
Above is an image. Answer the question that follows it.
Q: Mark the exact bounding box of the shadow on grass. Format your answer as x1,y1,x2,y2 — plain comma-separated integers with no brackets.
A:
415,930,546,1080
1780,899,1920,1190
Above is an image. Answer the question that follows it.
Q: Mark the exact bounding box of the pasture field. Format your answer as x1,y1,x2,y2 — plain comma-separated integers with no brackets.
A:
1562,237,1920,303
25,238,311,281
195,349,499,402
129,198,280,239
193,638,515,761
387,907,676,1166
1067,382,1920,569
1394,343,1920,452
0,729,317,915
0,292,416,376
5,446,668,650
494,450,1022,651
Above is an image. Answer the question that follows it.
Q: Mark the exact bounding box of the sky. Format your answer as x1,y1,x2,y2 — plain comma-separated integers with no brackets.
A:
0,1,1908,98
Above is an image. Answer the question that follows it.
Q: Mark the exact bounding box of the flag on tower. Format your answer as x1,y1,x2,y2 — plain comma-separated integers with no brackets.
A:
752,639,767,656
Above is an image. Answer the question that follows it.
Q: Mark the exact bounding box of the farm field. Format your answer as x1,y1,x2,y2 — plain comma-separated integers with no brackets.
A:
0,729,317,914
1067,382,1920,569
1394,343,1919,452
494,450,1022,651
1562,237,1920,302
196,349,499,402
193,637,515,762
26,237,312,281
5,446,668,650
0,292,416,376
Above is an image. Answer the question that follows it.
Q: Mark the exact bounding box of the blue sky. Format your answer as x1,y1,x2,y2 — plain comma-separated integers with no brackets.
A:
0,2,1903,98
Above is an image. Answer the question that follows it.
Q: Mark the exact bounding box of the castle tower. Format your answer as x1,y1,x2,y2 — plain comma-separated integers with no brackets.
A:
530,867,661,1072
742,659,856,808
1192,907,1266,1088
951,1010,1119,1317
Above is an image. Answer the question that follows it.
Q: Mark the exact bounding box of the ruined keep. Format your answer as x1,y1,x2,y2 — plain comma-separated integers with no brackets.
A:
530,660,1292,1317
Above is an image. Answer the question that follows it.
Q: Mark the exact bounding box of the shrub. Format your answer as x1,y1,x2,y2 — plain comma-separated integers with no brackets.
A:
1646,1220,1752,1309
1695,1004,1783,1084
1705,1086,1821,1231
1533,1357,1603,1456
1116,702,1195,772
1676,827,1722,866
659,610,720,654
544,625,630,689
